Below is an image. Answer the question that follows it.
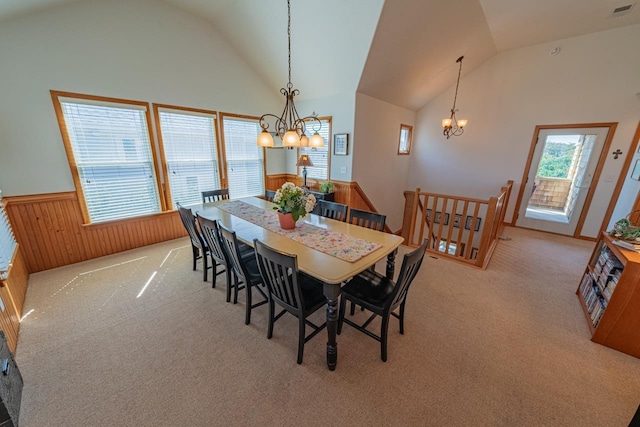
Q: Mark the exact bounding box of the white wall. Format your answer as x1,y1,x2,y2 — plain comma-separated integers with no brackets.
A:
410,24,640,238
0,0,281,196
353,93,416,231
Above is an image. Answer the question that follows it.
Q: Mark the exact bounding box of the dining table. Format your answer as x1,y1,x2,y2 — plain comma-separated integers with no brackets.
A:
193,196,405,370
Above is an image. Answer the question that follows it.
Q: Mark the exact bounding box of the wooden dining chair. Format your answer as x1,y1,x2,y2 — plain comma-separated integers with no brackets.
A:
254,239,327,364
318,200,348,222
349,208,386,232
337,239,428,362
197,215,253,302
177,205,210,282
264,190,276,202
202,189,229,203
218,224,268,325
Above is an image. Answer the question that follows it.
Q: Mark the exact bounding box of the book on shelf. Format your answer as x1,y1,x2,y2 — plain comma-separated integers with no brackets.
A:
612,239,640,252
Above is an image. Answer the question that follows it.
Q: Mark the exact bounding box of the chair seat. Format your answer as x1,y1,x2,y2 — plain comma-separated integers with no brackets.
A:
299,273,326,314
341,269,395,308
242,255,263,285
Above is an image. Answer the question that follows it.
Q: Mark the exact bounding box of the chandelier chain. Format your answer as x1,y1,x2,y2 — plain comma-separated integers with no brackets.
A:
287,0,292,89
451,56,463,113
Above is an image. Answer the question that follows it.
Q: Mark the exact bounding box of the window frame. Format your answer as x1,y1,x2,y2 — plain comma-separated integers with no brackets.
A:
218,112,267,198
51,90,166,224
297,116,332,183
153,103,223,209
398,124,413,155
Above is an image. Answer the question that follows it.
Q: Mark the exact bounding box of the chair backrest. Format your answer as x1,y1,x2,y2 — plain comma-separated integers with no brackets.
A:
177,205,205,250
349,208,386,231
196,215,227,266
388,239,428,310
218,223,250,283
319,200,348,222
202,189,230,203
264,190,276,202
254,239,303,315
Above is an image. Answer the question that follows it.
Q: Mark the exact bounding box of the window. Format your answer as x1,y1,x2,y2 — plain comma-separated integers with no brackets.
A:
398,124,413,155
299,117,331,180
220,114,265,198
155,106,221,208
0,191,17,281
52,92,162,223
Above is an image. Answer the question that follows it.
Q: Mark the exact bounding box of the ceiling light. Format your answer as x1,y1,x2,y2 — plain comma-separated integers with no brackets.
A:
256,0,324,149
442,56,468,139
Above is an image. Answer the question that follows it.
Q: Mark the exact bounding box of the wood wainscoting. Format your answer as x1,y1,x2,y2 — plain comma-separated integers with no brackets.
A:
266,176,392,232
5,192,187,274
0,247,28,352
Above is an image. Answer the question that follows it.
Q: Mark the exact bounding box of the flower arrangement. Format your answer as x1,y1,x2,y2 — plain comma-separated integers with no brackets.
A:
272,182,316,221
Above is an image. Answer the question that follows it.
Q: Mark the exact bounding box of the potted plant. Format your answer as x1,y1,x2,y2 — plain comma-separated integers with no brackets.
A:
272,182,316,229
320,180,334,194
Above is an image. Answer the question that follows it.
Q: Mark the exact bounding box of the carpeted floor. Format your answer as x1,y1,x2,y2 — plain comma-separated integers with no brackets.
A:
14,227,640,426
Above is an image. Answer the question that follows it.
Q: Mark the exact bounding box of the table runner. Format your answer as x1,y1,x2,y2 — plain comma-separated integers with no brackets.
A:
215,200,382,262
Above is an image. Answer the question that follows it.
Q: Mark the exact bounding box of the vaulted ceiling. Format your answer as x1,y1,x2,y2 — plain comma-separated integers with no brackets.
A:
2,0,639,111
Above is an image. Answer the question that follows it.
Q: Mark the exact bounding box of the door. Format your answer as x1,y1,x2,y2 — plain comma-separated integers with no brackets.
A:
516,127,609,235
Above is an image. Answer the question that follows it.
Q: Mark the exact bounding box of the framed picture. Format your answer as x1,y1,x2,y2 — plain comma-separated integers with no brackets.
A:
397,124,413,155
453,214,462,228
426,209,432,221
465,215,482,231
471,247,478,259
434,211,449,225
334,133,349,156
632,159,640,180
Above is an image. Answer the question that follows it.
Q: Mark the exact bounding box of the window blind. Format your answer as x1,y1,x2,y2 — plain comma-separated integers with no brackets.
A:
300,119,330,180
221,117,265,198
0,192,17,281
158,110,221,208
60,101,161,223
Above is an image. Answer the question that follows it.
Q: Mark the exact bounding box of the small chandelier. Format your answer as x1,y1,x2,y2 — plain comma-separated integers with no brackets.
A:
442,56,468,139
256,0,324,149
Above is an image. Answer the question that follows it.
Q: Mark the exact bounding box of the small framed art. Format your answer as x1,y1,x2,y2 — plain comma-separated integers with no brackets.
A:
334,133,348,156
632,159,640,181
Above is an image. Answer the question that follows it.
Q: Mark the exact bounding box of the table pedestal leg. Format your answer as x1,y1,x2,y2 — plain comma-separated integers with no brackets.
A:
386,248,398,279
323,283,340,371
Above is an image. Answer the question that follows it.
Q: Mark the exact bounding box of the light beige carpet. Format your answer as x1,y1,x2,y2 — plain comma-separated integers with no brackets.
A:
15,227,640,426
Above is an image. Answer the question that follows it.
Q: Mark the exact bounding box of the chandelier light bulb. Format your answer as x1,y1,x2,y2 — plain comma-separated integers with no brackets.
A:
442,118,452,128
300,134,309,147
282,130,300,147
457,119,468,128
309,132,325,148
257,131,274,147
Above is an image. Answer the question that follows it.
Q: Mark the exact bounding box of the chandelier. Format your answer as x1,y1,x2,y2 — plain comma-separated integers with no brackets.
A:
442,56,468,139
256,0,324,149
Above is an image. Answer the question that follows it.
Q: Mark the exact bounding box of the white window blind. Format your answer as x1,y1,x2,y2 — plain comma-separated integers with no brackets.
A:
300,119,330,180
60,100,161,223
158,110,221,208
0,192,17,281
221,117,265,198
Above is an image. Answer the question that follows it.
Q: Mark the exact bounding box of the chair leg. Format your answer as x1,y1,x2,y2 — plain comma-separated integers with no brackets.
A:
337,297,346,335
399,302,406,335
267,300,275,339
224,268,231,302
211,258,217,288
233,274,239,304
202,251,208,282
245,283,252,325
350,301,356,316
297,316,305,364
192,246,198,271
381,314,390,362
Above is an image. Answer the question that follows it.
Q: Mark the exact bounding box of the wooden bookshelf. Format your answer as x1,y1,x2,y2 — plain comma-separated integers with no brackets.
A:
576,232,640,358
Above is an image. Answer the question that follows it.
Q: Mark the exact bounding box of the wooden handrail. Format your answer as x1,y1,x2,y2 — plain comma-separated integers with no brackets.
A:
401,181,513,269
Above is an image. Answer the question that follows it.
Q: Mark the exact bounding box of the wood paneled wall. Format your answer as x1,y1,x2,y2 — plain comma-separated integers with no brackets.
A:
0,247,28,352
266,176,392,231
5,192,187,273
7,181,385,275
